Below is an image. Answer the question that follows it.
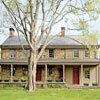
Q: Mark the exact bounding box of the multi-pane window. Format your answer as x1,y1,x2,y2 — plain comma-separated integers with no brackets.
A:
74,49,79,57
10,50,16,58
49,49,54,58
85,49,90,57
23,50,28,58
84,68,90,79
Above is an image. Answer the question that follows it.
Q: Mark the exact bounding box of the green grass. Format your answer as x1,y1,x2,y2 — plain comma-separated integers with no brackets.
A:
0,87,100,100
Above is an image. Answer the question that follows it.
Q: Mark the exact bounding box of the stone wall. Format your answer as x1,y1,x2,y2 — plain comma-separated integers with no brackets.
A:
41,49,49,59
1,49,10,59
1,66,11,80
1,48,97,60
13,66,23,80
47,65,62,82
54,49,64,59
0,65,28,82
1,49,29,59
16,49,23,59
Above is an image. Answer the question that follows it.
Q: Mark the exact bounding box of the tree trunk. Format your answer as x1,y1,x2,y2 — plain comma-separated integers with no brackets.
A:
28,49,37,92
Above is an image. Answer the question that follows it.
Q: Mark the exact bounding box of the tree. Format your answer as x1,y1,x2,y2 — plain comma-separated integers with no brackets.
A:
1,0,100,92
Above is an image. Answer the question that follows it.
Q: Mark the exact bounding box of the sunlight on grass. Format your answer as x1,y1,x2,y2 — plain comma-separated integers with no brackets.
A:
0,87,100,100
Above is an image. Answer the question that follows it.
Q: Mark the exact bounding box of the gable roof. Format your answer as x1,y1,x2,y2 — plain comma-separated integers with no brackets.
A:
1,35,99,47
1,36,28,46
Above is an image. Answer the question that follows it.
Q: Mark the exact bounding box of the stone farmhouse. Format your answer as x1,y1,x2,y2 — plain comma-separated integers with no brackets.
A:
0,27,100,88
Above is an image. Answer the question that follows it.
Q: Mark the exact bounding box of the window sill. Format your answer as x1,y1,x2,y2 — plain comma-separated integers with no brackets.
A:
83,78,90,81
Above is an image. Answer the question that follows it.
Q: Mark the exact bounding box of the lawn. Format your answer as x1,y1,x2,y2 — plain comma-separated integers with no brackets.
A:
0,87,100,100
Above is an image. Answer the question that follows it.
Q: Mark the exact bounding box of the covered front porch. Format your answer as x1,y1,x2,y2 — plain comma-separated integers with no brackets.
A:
0,62,99,88
0,64,65,84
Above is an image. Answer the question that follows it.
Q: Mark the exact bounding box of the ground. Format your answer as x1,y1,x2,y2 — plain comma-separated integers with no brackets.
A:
0,87,100,100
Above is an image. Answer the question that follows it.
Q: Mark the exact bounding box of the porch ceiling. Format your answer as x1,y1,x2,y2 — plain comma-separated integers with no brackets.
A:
0,59,100,64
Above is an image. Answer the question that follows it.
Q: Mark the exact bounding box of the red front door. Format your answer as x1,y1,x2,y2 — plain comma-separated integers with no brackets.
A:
73,68,79,84
36,68,41,81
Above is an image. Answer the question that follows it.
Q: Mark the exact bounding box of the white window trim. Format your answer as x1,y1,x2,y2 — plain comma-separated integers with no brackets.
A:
49,49,55,58
73,49,79,58
83,68,90,80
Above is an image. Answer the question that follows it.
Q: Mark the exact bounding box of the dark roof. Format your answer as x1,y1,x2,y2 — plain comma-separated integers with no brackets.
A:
0,59,100,64
1,35,99,47
1,36,28,46
0,35,86,47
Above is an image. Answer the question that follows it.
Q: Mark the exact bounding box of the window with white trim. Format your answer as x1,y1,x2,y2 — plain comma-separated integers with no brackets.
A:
84,68,90,79
49,49,54,58
74,49,79,57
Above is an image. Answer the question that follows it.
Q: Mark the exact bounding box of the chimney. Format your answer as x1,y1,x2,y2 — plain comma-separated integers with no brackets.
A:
9,28,14,37
61,27,65,37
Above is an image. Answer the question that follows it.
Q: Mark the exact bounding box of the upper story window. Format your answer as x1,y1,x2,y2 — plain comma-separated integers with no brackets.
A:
74,49,79,57
85,49,90,57
49,49,54,58
84,68,90,79
23,49,28,58
10,50,16,58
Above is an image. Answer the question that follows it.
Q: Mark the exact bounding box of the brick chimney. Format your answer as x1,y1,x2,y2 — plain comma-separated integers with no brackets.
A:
9,28,14,37
61,27,65,37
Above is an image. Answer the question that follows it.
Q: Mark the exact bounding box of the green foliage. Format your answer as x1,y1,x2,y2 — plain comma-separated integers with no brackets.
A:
21,77,27,81
78,30,100,56
0,88,100,100
48,85,64,88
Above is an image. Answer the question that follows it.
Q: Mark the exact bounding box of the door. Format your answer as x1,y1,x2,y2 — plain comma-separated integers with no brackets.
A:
73,68,79,84
36,68,41,81
59,68,63,81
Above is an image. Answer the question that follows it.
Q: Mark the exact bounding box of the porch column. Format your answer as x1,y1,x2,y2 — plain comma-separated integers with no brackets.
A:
98,64,100,86
11,64,13,82
80,64,83,86
63,64,65,82
44,64,47,88
0,65,1,79
97,65,99,84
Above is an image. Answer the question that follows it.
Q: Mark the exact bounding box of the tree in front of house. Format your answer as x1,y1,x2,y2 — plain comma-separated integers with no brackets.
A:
1,0,100,92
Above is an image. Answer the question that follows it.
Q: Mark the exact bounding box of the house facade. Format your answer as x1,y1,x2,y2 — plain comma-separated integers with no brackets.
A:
0,27,100,88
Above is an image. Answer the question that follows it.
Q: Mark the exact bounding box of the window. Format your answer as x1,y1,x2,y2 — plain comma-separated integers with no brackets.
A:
74,49,79,57
10,50,16,58
84,68,90,79
49,49,54,58
85,49,90,57
23,50,28,58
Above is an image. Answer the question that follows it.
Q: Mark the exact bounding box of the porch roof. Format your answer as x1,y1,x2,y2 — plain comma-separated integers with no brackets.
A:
0,59,100,64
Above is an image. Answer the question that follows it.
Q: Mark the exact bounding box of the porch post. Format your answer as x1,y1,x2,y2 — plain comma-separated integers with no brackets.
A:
0,65,1,79
11,64,13,82
63,64,65,82
44,64,47,88
80,64,83,86
97,65,99,84
98,64,100,86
